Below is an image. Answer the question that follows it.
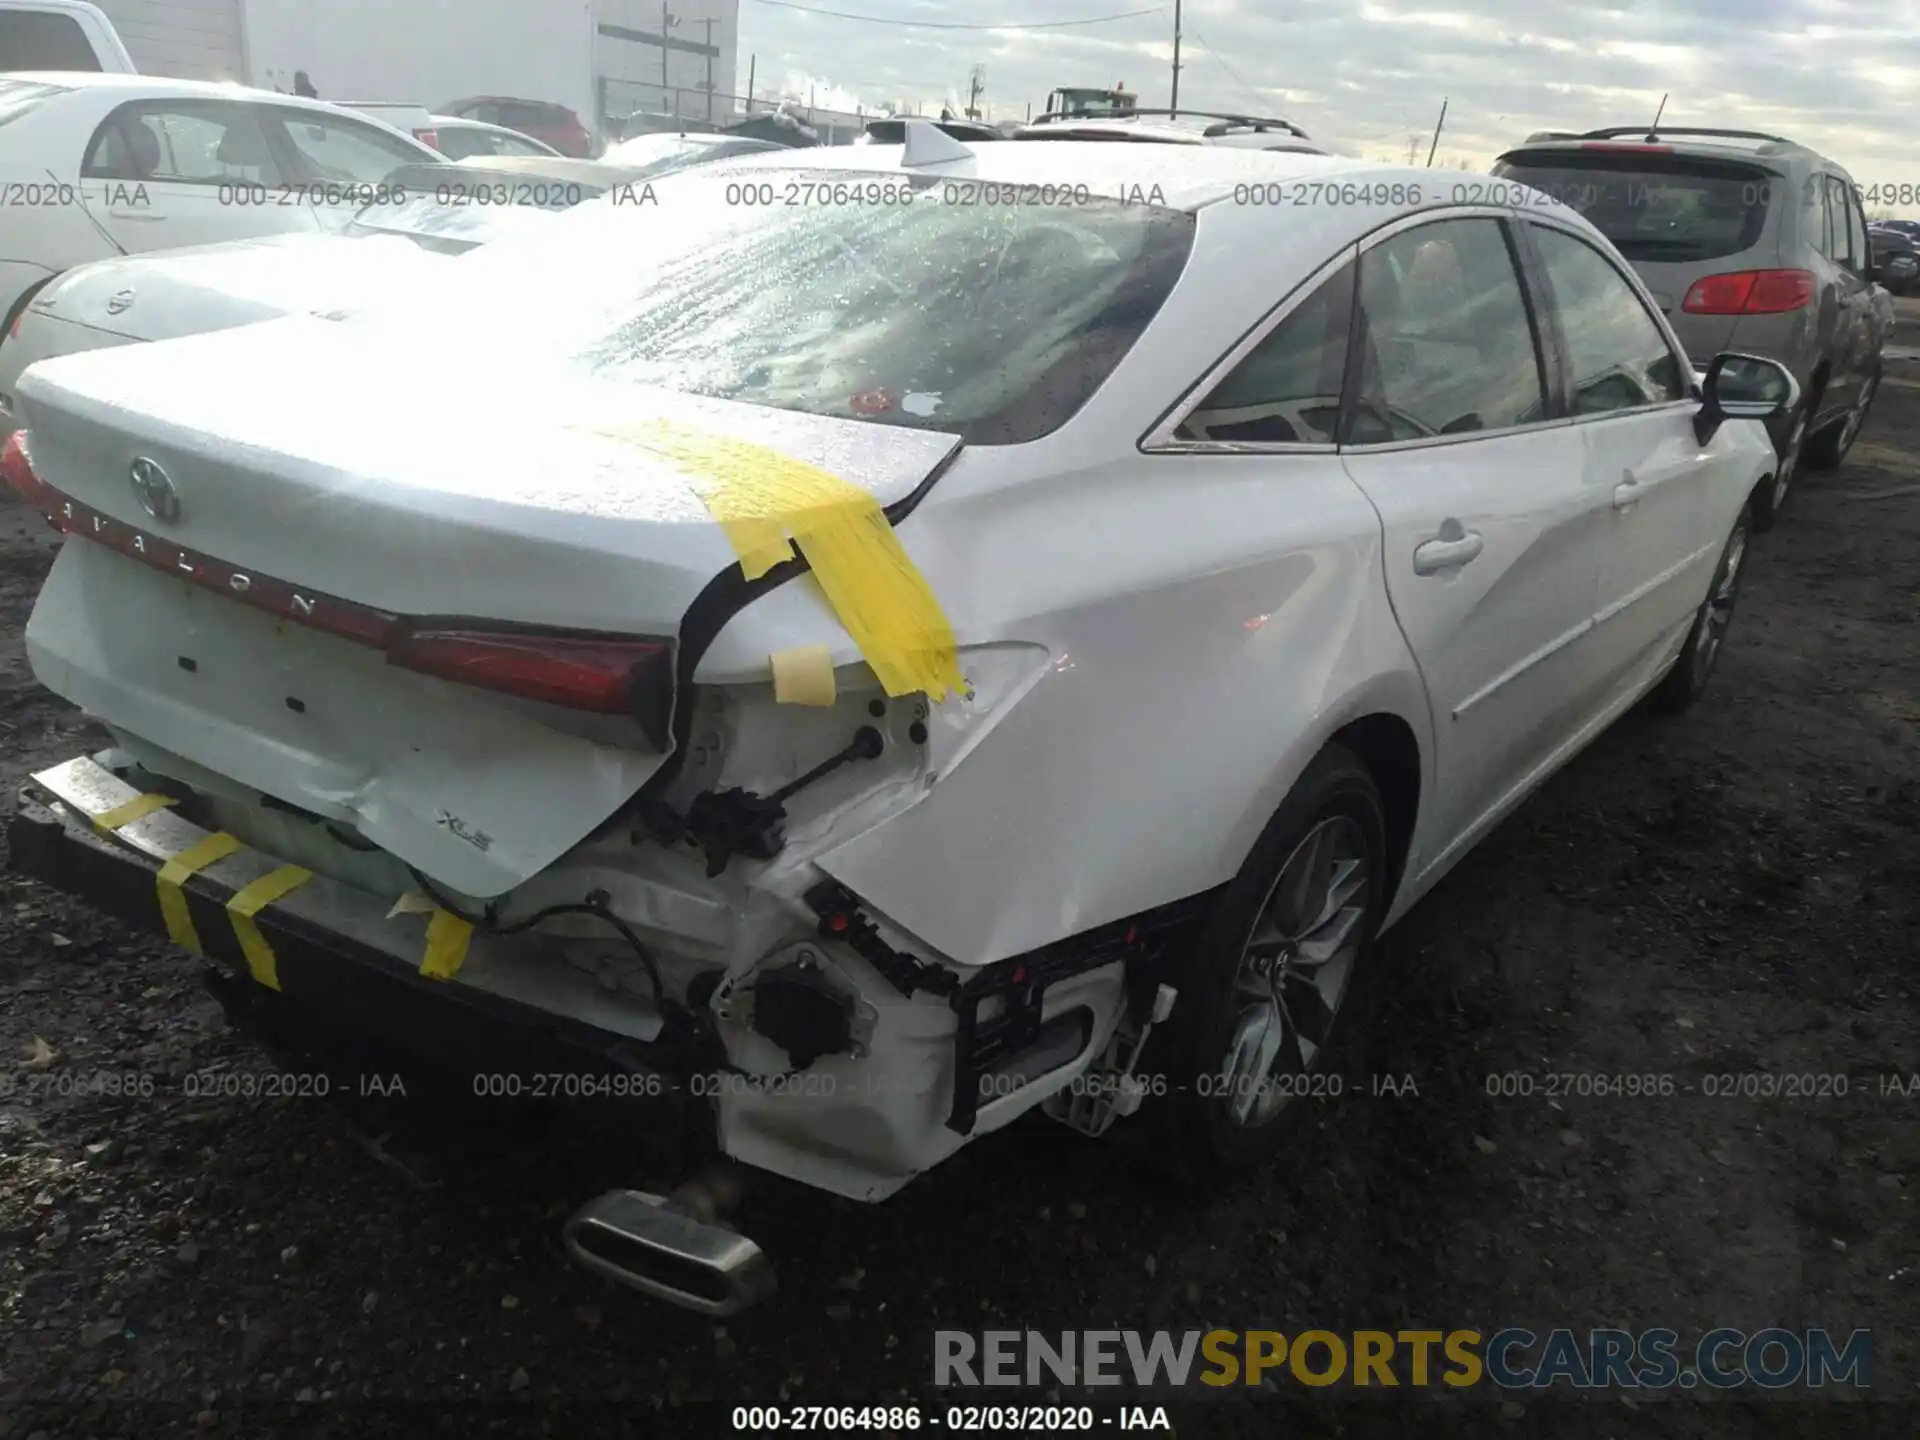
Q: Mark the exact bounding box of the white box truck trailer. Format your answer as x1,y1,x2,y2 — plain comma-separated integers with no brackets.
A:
2,0,598,146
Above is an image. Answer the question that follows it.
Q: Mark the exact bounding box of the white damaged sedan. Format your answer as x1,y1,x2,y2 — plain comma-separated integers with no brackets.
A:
3,124,1793,1313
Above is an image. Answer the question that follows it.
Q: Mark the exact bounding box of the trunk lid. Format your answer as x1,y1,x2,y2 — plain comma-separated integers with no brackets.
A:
30,235,453,343
16,320,961,896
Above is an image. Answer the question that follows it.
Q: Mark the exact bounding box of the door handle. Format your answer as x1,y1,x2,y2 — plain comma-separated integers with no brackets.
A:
1613,472,1647,508
1412,528,1484,574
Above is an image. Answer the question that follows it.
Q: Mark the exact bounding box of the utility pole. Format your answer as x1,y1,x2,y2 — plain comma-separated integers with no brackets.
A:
1425,96,1447,166
698,17,716,125
745,53,755,114
967,64,985,120
660,4,678,111
1169,0,1182,115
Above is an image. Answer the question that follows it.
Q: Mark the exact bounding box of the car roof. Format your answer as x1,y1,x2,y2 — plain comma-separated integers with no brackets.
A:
720,135,1371,211
0,71,417,121
446,95,570,111
431,114,551,137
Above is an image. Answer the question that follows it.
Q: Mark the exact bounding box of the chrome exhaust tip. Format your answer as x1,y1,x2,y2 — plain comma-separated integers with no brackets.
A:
563,1188,776,1316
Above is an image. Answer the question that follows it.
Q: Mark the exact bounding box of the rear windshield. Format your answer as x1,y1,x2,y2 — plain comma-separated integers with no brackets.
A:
1492,152,1774,263
0,12,99,70
348,168,1195,445
0,77,72,127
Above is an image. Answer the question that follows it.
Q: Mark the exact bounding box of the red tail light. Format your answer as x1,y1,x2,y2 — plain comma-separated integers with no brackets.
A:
1681,269,1813,315
387,629,672,715
10,466,676,744
1,430,49,506
416,128,441,150
7,307,25,341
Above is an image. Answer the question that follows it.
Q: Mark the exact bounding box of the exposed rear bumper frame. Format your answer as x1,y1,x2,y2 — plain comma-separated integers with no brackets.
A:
8,758,704,1130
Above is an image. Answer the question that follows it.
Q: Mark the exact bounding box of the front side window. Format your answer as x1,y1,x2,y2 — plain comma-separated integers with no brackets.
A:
1530,225,1687,415
1175,260,1354,443
345,169,1196,445
271,110,426,181
1347,218,1548,443
84,104,284,184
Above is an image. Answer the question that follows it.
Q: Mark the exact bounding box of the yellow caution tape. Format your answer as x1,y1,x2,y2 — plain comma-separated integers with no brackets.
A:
582,418,962,701
419,908,473,982
93,793,176,831
156,832,243,955
770,644,837,706
225,866,314,991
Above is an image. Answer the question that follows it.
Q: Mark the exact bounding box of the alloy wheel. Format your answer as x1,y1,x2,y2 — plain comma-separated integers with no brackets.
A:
1839,375,1877,454
1219,815,1373,1127
1773,411,1808,510
1690,512,1749,688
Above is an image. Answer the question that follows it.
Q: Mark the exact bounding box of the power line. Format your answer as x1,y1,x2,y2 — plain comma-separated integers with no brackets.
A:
749,1,1166,29
1183,24,1267,114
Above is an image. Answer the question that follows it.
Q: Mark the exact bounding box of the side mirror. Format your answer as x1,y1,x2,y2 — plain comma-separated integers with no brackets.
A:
1694,351,1799,446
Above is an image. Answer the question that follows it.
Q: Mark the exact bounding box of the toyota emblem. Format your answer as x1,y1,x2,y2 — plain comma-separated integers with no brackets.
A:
105,289,135,316
128,457,180,523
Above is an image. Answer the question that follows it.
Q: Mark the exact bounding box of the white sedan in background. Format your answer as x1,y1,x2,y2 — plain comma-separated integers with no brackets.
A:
0,72,439,339
0,148,786,438
429,116,563,161
2,125,1795,1315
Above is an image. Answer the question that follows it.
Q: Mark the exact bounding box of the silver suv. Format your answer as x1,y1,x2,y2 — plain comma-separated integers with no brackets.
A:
1493,126,1892,530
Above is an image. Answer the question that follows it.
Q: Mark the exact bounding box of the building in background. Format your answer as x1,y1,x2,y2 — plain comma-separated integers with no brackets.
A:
78,0,742,146
596,0,738,130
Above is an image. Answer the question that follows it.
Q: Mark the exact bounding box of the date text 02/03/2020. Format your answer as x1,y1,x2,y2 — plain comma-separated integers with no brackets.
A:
730,1405,1171,1431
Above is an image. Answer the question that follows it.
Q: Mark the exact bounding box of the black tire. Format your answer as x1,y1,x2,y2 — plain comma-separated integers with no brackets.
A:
1140,744,1390,1178
1803,368,1879,472
1749,399,1809,534
1651,499,1751,714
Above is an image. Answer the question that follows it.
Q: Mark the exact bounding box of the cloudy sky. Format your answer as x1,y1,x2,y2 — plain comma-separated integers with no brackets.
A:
734,0,1917,195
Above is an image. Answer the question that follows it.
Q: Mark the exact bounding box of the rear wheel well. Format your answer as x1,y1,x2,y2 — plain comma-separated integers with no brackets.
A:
1805,359,1830,414
1,275,57,350
1328,714,1419,904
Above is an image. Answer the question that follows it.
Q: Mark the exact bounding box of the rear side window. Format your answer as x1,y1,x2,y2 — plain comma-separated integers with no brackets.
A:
433,126,501,161
0,77,73,127
1492,152,1774,263
84,104,286,184
1347,218,1548,442
1802,175,1836,259
1176,260,1354,444
0,11,99,70
1824,176,1861,269
1843,186,1868,273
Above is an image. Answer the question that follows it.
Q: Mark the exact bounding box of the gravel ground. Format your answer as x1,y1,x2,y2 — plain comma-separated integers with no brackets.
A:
1,320,1918,1438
